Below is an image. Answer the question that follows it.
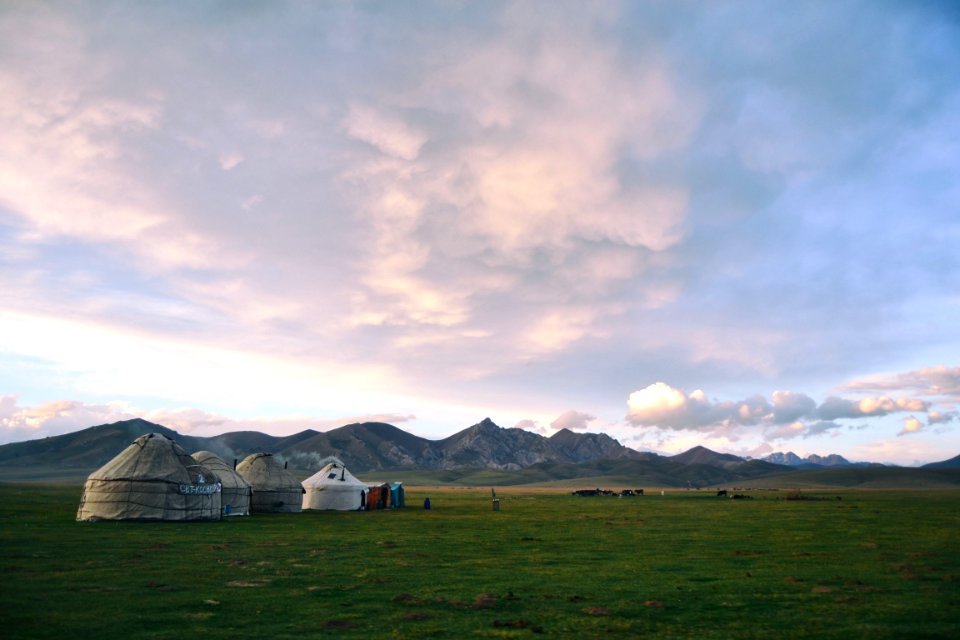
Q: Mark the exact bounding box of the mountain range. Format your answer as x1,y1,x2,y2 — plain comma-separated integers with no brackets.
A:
1,417,958,487
759,451,883,469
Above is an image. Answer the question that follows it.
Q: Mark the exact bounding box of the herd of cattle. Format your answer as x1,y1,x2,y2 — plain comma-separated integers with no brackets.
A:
572,488,753,499
571,488,644,497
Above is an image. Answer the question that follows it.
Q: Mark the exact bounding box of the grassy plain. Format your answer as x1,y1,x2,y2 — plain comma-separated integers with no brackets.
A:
1,485,958,639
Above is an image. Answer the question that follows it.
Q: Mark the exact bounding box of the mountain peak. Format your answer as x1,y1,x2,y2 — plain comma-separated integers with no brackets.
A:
669,446,743,466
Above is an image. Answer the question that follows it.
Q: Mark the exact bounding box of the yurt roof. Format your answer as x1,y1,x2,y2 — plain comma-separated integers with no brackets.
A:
88,433,217,484
236,452,300,491
191,451,251,491
303,461,367,489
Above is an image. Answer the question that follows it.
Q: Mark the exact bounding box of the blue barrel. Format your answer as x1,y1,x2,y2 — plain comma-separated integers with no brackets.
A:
423,497,431,510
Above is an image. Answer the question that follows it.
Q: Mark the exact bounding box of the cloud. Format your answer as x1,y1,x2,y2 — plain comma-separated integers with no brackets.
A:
515,418,551,436
218,152,244,170
0,395,137,444
842,366,960,400
928,410,958,425
816,396,931,420
550,410,596,431
625,380,942,442
0,395,418,445
626,382,772,430
899,416,925,437
771,391,817,424
343,104,427,161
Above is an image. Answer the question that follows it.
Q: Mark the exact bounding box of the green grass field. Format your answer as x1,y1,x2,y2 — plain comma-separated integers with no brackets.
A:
1,485,958,639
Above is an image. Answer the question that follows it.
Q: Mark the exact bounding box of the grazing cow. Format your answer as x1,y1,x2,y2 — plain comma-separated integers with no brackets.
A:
572,489,600,497
730,493,752,500
717,489,728,497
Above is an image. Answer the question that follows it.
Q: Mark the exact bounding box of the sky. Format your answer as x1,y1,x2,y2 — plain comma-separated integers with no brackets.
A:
1,1,959,465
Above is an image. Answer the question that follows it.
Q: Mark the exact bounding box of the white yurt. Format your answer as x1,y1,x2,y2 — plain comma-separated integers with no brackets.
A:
236,452,303,513
77,433,221,522
191,451,252,516
302,458,369,511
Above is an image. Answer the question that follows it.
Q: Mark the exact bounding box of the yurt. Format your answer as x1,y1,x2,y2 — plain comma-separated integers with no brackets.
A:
192,451,252,516
77,433,221,522
236,452,303,513
302,458,369,511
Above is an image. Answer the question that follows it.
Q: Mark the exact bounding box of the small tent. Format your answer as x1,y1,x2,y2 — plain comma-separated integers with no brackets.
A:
236,452,303,513
368,482,392,510
77,433,221,522
302,458,369,511
192,451,252,516
390,482,405,508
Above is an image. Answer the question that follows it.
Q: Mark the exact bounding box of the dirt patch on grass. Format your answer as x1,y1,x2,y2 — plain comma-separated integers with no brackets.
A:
145,581,176,591
183,611,214,620
226,580,269,588
473,593,498,608
403,612,431,621
324,620,354,630
393,593,428,606
493,619,543,633
643,600,664,608
583,606,611,616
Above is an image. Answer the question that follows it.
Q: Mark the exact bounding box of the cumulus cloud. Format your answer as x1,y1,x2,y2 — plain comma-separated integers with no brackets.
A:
771,391,818,424
626,382,772,429
515,418,550,435
550,410,596,431
625,381,943,442
899,416,925,436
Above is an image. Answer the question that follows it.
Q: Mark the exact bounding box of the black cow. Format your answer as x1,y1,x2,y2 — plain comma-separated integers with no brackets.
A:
717,489,728,497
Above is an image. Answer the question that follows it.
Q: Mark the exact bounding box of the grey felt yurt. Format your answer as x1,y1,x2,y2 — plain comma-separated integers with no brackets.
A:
77,433,221,522
302,458,369,511
192,451,252,516
236,452,303,513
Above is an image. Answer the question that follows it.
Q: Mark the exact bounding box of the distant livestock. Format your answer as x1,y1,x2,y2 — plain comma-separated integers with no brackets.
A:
717,490,728,497
572,488,644,497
